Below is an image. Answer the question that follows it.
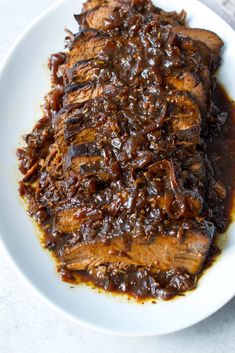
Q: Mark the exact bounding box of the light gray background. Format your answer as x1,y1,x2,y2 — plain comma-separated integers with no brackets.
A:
0,0,235,352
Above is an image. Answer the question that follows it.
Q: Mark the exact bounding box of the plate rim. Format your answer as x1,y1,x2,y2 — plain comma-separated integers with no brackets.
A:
0,0,235,337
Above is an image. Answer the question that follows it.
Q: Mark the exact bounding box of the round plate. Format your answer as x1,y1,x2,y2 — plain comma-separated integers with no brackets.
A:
0,0,235,337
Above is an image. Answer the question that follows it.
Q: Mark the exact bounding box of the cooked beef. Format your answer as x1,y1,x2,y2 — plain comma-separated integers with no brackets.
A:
172,27,224,52
65,60,100,84
17,0,235,300
60,222,213,274
66,29,109,67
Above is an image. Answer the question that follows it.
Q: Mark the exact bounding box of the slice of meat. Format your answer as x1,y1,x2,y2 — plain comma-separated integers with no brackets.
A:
66,60,101,84
173,26,224,53
67,127,97,145
64,143,101,172
81,2,131,30
152,9,186,26
67,30,108,67
166,73,207,112
84,6,115,30
60,222,214,275
54,103,99,156
194,40,212,67
166,72,198,91
55,206,103,232
82,0,107,11
55,207,86,232
64,83,105,104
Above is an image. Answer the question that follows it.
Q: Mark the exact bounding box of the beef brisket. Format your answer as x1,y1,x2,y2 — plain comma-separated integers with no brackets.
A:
18,0,232,299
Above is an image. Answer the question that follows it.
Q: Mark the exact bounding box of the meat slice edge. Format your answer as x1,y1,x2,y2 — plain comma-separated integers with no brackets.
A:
59,227,213,275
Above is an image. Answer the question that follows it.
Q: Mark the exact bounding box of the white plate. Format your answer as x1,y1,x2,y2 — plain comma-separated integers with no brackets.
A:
0,0,235,337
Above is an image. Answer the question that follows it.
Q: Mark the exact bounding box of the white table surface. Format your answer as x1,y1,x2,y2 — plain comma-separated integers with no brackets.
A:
0,0,235,352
